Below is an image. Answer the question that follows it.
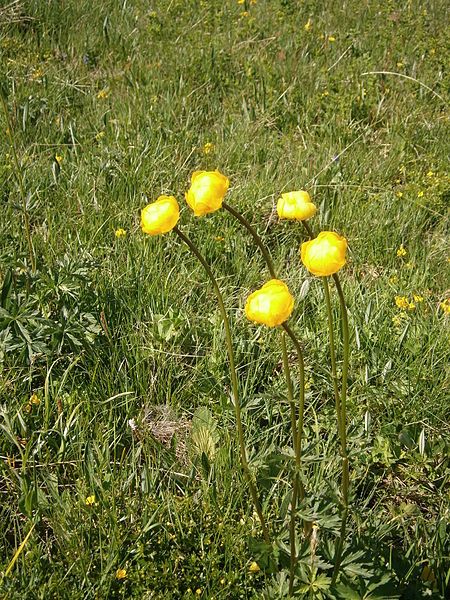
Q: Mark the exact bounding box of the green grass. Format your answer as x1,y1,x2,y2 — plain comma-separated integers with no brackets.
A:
0,0,449,597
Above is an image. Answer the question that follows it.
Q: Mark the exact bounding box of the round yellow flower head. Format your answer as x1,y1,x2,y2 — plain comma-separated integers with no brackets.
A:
301,231,347,277
245,279,294,327
277,190,317,221
141,195,180,235
185,170,229,217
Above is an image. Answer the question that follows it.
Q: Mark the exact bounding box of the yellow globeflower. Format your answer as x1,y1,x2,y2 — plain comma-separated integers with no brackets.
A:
301,231,347,277
185,170,229,217
277,190,317,221
141,195,180,235
245,279,294,327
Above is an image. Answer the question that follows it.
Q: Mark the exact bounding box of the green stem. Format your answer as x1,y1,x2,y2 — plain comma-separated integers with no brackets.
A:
300,220,350,582
1,92,35,272
282,321,309,596
281,330,300,596
222,203,309,594
222,201,277,279
282,322,306,506
301,220,314,239
322,277,342,433
331,274,350,583
173,226,270,544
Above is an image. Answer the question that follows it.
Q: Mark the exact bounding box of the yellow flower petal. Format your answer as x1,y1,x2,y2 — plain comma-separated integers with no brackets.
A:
185,170,229,217
115,568,127,580
245,279,294,327
249,561,260,573
141,196,180,235
277,190,317,221
301,231,347,277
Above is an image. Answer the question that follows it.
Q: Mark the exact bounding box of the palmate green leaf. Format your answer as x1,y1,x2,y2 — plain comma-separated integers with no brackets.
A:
333,584,362,600
341,550,374,578
334,573,400,600
343,563,374,579
298,572,332,594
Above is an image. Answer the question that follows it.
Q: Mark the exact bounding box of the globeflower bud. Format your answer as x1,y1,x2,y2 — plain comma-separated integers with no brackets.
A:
141,195,180,235
245,279,294,327
277,190,317,221
185,170,229,217
300,231,347,277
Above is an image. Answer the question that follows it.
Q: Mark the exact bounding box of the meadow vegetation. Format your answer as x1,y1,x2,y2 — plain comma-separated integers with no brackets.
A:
0,0,449,598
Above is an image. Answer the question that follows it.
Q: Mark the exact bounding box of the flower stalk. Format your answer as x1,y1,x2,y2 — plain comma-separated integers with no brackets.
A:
172,225,270,543
222,202,308,592
300,220,350,582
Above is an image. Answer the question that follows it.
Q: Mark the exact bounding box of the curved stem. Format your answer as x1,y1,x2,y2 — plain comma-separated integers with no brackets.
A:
222,201,277,279
1,93,35,272
221,203,309,593
173,226,270,543
301,220,314,239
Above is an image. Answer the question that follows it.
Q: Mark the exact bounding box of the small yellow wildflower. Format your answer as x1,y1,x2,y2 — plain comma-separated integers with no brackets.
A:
220,578,226,585
202,142,215,155
405,262,414,269
328,35,336,42
215,236,225,242
396,191,403,198
249,561,260,573
396,62,404,68
55,154,63,165
195,589,202,596
30,393,40,405
240,10,249,17
115,228,127,238
389,275,398,285
304,19,312,31
396,245,407,257
417,190,424,197
413,294,424,303
321,90,329,97
395,296,409,310
97,89,109,100
408,301,415,310
31,68,44,80
115,569,127,580
238,0,245,3
440,299,450,315
85,495,97,506
426,170,434,177
95,131,105,141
